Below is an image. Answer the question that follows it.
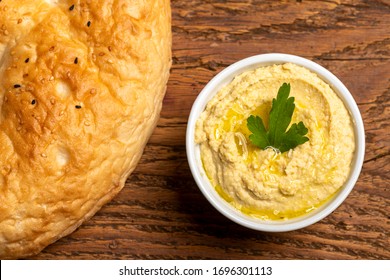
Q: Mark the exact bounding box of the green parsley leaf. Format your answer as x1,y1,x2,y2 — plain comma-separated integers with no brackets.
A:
247,115,270,149
247,83,309,153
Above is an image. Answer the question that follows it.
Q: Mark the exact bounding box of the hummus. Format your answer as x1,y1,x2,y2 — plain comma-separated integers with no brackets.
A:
195,63,355,220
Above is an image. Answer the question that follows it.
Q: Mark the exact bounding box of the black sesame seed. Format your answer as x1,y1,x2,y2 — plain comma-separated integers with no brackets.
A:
14,84,21,88
74,57,78,64
75,105,82,109
87,21,91,27
31,99,36,105
25,58,30,63
69,4,75,11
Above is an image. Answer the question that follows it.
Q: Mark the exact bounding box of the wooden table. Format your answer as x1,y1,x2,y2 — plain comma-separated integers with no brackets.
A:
34,0,389,260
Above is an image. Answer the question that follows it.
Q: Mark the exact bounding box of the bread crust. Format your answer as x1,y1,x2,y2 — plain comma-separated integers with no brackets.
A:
0,0,171,259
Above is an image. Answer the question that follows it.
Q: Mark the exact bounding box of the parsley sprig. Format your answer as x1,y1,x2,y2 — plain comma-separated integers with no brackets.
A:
247,83,309,153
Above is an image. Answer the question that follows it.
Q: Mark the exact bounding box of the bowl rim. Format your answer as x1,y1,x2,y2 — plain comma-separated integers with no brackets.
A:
186,53,365,232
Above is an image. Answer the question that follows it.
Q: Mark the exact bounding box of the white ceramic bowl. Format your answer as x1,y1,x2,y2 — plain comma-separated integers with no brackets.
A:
186,53,365,232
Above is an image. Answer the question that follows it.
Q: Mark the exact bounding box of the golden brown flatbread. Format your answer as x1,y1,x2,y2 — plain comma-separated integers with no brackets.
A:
0,0,171,259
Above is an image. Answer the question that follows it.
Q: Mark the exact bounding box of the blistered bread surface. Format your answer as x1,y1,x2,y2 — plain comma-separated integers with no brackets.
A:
0,0,171,258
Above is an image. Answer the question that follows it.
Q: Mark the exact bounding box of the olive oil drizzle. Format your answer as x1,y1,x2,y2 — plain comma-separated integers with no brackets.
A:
205,103,335,220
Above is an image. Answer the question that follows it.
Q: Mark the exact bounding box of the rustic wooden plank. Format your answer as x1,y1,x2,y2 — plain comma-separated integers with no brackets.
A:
31,0,390,260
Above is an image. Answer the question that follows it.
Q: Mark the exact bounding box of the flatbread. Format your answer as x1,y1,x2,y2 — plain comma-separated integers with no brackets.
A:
0,0,171,259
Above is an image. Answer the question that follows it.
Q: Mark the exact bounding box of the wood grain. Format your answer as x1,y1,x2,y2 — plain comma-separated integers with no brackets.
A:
32,0,389,260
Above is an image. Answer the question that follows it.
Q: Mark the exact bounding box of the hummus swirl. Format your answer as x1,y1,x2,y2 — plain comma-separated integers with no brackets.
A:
195,63,355,220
